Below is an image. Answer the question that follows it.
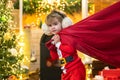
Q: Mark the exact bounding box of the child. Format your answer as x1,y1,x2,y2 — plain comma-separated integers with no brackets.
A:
40,24,62,80
45,10,86,80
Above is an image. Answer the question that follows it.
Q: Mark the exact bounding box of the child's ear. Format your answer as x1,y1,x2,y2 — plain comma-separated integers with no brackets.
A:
62,17,73,29
41,23,52,35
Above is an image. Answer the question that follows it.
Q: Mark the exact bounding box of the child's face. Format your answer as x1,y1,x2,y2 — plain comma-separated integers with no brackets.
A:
47,17,62,34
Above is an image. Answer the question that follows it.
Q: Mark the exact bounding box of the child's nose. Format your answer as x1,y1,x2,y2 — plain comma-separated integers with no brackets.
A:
51,25,55,28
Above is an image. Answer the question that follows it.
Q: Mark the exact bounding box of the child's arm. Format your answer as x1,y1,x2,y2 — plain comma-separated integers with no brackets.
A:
56,42,76,55
45,40,59,61
52,34,76,55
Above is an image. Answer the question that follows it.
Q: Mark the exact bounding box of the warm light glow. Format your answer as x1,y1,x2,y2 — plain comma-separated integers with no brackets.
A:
19,74,23,80
7,0,14,9
46,0,60,5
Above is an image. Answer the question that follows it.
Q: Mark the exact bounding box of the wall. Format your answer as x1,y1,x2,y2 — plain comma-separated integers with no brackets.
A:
29,28,43,71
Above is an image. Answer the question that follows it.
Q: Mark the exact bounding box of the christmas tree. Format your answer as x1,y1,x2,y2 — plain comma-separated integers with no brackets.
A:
0,0,26,79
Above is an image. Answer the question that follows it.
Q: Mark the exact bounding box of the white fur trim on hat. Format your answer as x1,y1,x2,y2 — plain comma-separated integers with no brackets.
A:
62,17,73,29
41,23,52,35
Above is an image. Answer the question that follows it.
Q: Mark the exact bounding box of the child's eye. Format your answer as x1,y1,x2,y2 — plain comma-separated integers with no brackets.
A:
54,23,58,25
48,25,51,27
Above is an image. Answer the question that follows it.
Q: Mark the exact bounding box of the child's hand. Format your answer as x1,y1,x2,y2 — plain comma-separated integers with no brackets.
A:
51,34,60,44
46,60,52,67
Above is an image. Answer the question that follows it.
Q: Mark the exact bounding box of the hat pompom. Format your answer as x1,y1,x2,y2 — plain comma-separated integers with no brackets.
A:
62,17,73,29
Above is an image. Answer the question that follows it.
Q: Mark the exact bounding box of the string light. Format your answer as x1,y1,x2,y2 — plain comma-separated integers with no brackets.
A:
33,0,81,26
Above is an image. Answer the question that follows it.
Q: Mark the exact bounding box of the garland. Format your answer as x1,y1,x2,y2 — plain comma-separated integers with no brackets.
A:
14,0,93,15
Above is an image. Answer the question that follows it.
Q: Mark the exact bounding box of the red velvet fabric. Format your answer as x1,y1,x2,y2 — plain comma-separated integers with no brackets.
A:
58,1,120,67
